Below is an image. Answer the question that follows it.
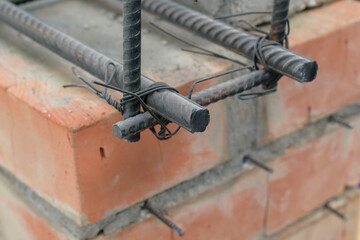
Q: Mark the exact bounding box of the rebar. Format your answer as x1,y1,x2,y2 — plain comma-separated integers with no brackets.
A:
324,203,347,221
269,0,289,43
243,155,274,173
263,0,290,89
143,202,185,237
113,70,273,139
142,0,318,83
123,0,142,142
0,0,209,134
330,115,353,129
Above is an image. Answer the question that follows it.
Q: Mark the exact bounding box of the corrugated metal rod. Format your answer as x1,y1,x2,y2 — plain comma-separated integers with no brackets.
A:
94,0,316,83
123,0,142,142
269,0,290,43
113,70,274,139
263,0,290,89
142,0,318,83
0,0,210,133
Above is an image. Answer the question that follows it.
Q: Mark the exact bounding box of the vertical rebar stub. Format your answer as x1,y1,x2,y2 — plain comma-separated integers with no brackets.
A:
263,0,290,90
123,0,142,142
269,0,290,43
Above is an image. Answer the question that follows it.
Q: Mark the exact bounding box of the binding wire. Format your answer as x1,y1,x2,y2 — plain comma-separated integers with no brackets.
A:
64,63,182,140
66,10,286,140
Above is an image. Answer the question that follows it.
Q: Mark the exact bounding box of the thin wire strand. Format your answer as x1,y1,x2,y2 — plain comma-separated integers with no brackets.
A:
64,9,290,140
189,66,252,99
181,48,247,66
232,19,268,35
64,64,181,140
215,11,272,20
150,22,249,67
238,88,277,100
91,81,178,140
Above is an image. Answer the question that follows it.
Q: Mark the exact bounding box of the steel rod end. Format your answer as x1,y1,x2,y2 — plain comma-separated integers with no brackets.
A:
178,230,185,237
113,123,125,140
299,61,318,83
190,108,210,133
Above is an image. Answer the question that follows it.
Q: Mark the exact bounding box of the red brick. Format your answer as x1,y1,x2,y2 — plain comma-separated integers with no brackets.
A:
343,193,360,240
0,79,82,223
2,0,360,231
0,24,230,225
281,212,344,240
262,0,360,142
97,218,171,240
98,168,268,240
277,193,360,240
0,175,70,240
266,129,350,233
262,79,309,142
72,100,227,223
265,192,359,240
345,116,360,186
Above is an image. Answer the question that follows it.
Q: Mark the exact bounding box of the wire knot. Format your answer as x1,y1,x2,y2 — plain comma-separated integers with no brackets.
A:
253,22,290,90
64,63,181,141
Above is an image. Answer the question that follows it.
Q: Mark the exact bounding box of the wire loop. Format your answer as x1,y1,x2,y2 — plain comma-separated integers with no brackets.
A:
64,63,181,140
64,11,291,140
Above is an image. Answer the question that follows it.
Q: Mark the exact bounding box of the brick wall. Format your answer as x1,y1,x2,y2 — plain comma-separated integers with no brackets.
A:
1,0,360,240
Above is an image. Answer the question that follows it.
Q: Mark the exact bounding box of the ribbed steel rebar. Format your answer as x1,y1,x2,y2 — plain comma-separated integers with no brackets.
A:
269,0,290,43
0,0,209,133
142,0,318,83
263,0,290,89
113,70,272,139
143,202,185,237
123,0,142,142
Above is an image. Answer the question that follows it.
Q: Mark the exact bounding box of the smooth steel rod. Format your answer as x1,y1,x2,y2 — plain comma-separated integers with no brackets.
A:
113,70,273,139
0,0,209,133
142,0,318,83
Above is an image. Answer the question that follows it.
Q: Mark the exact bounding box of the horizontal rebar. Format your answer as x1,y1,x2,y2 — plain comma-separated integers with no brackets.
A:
113,70,273,139
142,0,318,83
0,0,209,133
